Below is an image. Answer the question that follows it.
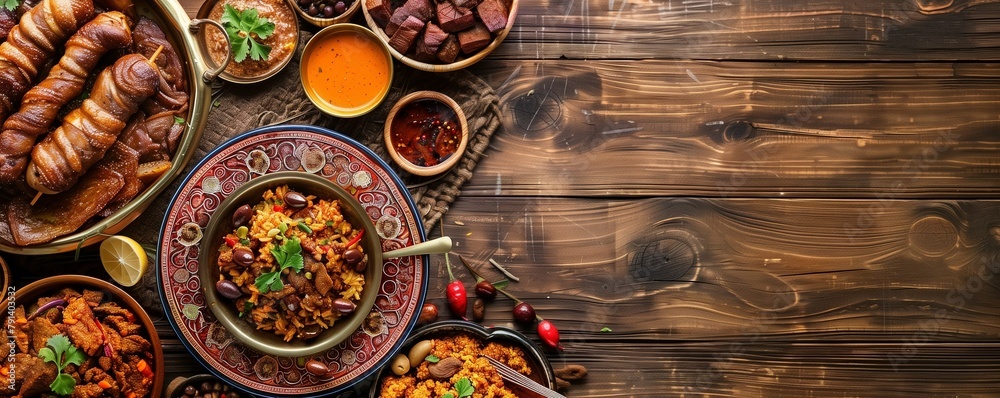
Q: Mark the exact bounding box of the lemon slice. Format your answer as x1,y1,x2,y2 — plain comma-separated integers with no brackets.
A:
100,235,148,287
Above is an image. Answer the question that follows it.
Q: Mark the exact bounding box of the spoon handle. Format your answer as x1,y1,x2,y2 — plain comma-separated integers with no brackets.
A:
383,236,453,259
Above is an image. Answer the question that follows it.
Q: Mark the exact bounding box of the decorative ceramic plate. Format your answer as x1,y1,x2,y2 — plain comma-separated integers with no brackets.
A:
157,125,427,396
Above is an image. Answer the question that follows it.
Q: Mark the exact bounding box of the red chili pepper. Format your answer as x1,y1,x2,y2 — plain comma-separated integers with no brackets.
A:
444,253,467,319
537,319,563,351
273,205,283,212
345,229,364,248
224,236,238,248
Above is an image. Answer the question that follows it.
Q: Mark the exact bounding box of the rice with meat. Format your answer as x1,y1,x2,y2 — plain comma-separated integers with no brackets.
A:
216,185,367,341
379,334,533,398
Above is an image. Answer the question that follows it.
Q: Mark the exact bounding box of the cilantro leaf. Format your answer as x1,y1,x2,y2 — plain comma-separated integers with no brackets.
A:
220,4,273,63
282,238,303,272
255,238,304,293
40,334,87,396
424,354,439,363
455,377,474,398
173,115,185,124
443,394,454,398
1,0,20,12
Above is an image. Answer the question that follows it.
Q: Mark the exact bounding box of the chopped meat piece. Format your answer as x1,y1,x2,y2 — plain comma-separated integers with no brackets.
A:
413,39,439,62
437,2,474,32
64,297,103,356
13,305,28,353
402,0,434,20
389,15,426,54
366,0,392,26
104,315,142,337
423,22,449,49
72,382,105,398
120,354,153,398
476,0,509,33
286,268,315,295
458,21,491,54
309,255,335,296
29,317,61,354
81,290,104,307
15,353,58,397
98,355,112,371
119,334,151,355
437,34,461,63
93,302,132,318
453,0,479,7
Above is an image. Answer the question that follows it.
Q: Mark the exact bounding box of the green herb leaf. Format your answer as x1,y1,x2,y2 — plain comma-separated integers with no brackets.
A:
40,334,86,396
255,270,281,294
221,4,273,63
283,238,303,272
2,0,20,11
600,327,612,332
492,280,509,290
424,355,439,363
239,300,254,317
442,394,454,398
256,238,304,293
455,377,474,398
173,115,185,124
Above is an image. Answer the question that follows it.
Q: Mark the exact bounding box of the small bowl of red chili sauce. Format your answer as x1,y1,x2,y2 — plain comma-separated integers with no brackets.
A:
384,91,469,176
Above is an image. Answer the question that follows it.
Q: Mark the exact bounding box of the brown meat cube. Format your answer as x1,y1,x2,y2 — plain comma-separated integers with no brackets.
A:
458,21,491,54
82,290,104,307
385,0,434,35
437,34,461,63
119,334,152,355
413,39,438,62
73,383,105,398
15,354,58,397
476,0,508,33
437,2,475,32
453,0,479,7
388,15,426,54
423,22,449,48
366,0,392,26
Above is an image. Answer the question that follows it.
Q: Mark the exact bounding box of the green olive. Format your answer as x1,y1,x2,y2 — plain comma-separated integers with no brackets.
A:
391,353,410,376
408,340,434,368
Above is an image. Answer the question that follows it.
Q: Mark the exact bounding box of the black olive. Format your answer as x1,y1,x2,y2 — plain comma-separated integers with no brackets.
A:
343,248,363,264
215,280,242,300
283,191,307,209
322,5,334,17
334,1,346,13
232,204,252,227
232,247,254,267
513,302,536,324
333,298,357,314
308,4,319,15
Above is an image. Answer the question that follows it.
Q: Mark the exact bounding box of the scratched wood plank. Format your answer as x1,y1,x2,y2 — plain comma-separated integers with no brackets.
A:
181,0,1000,61
457,60,1000,198
435,197,1000,340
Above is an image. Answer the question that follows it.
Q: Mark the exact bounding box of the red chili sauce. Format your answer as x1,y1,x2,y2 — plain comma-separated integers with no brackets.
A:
389,99,462,167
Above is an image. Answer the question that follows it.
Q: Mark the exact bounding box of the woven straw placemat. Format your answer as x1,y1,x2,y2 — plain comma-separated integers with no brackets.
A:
119,31,500,312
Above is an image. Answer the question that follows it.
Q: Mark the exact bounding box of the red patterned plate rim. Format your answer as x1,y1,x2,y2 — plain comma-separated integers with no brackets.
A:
156,125,427,397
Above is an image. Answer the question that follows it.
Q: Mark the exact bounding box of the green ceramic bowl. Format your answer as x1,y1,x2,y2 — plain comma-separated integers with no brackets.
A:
198,171,382,357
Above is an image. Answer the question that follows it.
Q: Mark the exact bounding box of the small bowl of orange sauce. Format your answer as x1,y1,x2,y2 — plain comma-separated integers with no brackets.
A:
300,23,393,118
384,91,469,176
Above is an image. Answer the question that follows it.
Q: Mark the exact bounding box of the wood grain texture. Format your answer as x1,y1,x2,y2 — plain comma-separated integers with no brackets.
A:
461,60,1000,198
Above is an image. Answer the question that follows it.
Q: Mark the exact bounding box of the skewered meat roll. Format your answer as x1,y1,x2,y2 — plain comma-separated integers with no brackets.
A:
26,53,159,194
0,11,131,190
0,0,94,121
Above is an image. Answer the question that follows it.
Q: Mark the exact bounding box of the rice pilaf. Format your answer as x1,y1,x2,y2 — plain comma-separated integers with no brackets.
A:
379,334,533,398
216,185,367,341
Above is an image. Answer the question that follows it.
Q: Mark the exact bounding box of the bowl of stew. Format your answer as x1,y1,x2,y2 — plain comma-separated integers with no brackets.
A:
300,23,393,118
198,171,383,357
1,275,164,397
197,0,300,84
384,91,469,176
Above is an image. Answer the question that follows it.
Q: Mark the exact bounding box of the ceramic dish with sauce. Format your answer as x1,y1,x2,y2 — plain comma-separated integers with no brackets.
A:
300,23,393,118
384,91,469,176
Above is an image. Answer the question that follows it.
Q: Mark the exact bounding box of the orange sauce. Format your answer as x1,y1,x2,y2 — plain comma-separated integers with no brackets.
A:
304,30,390,111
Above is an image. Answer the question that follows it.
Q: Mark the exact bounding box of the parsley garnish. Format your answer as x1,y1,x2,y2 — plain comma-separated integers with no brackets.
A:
254,237,303,293
39,334,86,396
454,377,474,398
220,4,274,63
239,300,254,317
173,115,185,125
1,0,20,11
424,354,439,363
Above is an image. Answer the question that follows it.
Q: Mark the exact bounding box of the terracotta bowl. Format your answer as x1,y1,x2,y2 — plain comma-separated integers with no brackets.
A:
198,171,383,357
165,374,243,397
384,91,469,177
362,0,519,72
196,0,300,84
287,0,360,27
0,255,9,299
369,320,556,397
5,275,164,397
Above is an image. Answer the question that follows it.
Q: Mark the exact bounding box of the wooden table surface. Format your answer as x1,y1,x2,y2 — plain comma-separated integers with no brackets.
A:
24,0,1000,396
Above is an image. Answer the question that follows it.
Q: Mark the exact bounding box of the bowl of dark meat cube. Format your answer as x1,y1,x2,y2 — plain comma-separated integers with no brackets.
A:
362,0,518,71
1,275,163,397
289,0,360,27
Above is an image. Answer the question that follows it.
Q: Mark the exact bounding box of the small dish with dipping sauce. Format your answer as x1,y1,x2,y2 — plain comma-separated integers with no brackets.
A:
300,23,393,118
384,91,469,176
197,0,300,84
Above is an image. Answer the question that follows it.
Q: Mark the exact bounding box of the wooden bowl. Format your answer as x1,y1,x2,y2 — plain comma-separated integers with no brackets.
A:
384,91,469,176
0,255,8,299
300,23,394,118
165,374,243,397
6,275,164,397
361,0,519,72
286,0,360,27
196,0,300,84
198,171,383,357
